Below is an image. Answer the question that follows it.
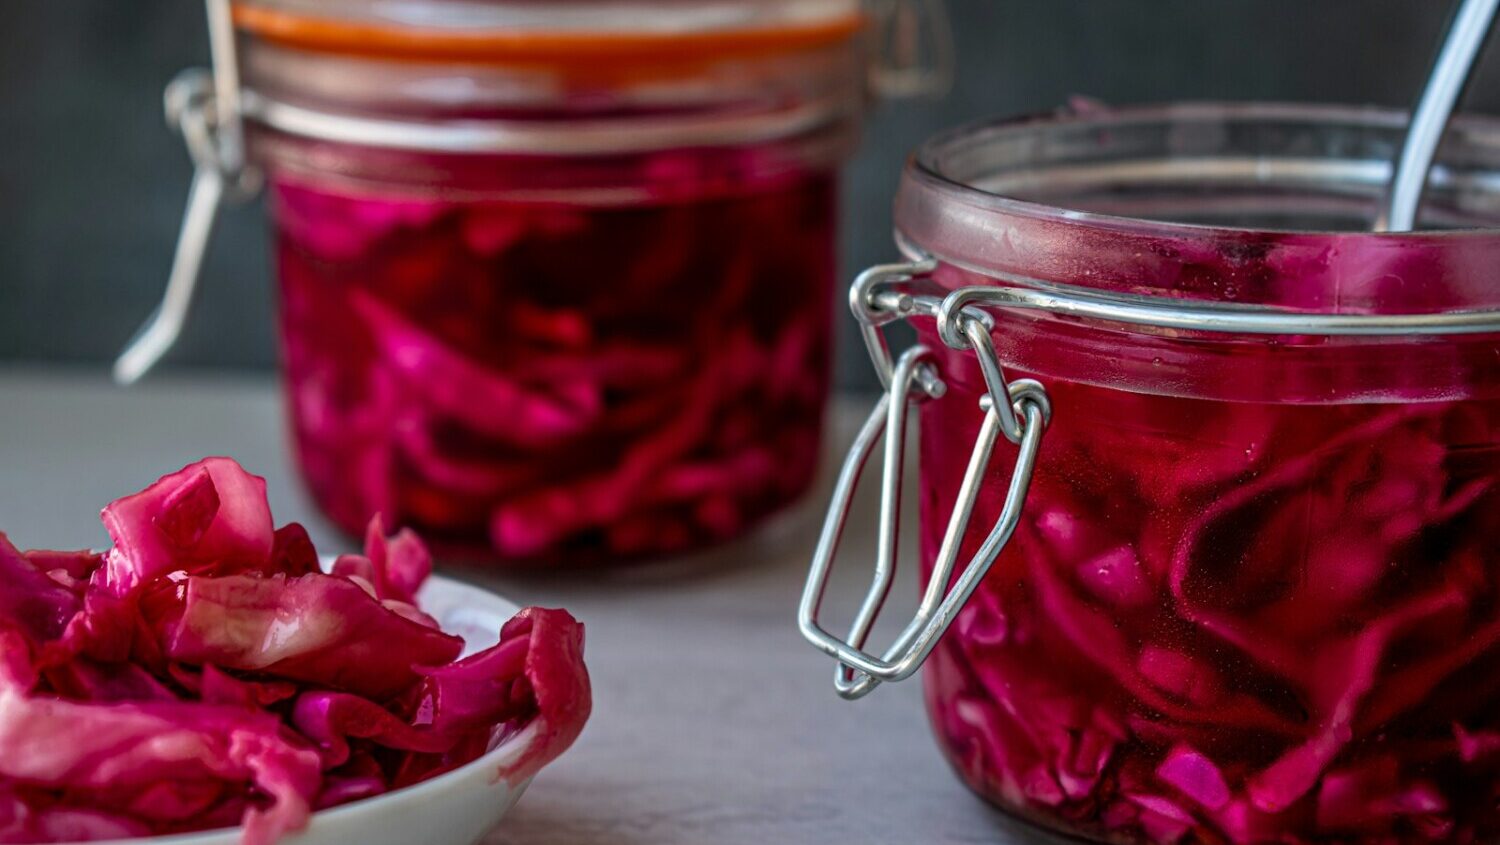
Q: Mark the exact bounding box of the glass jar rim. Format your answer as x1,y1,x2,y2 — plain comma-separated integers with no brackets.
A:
234,0,864,66
234,0,867,158
893,101,1500,325
903,101,1500,241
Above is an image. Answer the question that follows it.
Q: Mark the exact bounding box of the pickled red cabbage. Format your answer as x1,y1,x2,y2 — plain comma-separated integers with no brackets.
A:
272,164,834,564
917,263,1500,843
0,457,591,844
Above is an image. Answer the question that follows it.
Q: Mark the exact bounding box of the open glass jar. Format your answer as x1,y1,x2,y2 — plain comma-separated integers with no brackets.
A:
801,103,1500,843
122,0,951,564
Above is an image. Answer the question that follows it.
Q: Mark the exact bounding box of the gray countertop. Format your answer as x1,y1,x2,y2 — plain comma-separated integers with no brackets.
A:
0,368,1055,845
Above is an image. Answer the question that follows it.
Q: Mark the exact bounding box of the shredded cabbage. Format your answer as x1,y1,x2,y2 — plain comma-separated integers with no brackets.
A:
918,280,1500,842
0,458,591,843
272,168,835,563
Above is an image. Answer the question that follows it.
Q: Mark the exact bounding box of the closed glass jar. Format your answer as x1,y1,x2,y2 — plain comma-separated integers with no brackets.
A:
899,105,1500,843
231,0,867,564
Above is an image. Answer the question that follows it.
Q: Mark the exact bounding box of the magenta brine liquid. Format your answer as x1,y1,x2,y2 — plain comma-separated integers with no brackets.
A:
271,168,836,564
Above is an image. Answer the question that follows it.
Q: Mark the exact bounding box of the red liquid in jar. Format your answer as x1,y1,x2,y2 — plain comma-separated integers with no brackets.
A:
271,165,835,564
915,256,1500,843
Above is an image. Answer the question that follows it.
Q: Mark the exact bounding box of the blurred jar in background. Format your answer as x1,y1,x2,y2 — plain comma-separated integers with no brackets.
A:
223,0,879,564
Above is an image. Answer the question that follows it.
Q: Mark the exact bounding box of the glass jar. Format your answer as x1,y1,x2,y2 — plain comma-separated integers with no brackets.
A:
800,103,1500,844
124,0,942,565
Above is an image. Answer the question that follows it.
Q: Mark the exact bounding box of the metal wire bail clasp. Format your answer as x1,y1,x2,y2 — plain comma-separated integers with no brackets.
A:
114,0,261,384
798,261,1051,700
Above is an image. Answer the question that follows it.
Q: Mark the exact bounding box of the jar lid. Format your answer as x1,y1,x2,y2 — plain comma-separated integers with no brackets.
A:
233,0,865,66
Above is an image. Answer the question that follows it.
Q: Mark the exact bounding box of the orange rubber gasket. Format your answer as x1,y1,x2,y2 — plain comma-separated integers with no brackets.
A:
233,3,866,69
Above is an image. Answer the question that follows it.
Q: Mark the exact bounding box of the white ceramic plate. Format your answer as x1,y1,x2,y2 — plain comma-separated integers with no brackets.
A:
74,575,537,845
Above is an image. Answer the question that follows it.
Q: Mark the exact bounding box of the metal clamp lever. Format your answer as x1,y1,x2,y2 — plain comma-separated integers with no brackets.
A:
798,261,1051,700
114,0,260,385
799,235,1500,702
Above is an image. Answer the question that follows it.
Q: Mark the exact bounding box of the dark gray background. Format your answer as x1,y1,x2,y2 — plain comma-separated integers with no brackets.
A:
0,1,1492,389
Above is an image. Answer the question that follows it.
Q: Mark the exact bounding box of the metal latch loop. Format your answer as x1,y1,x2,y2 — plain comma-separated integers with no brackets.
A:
166,69,261,203
849,259,938,391
799,259,1052,700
